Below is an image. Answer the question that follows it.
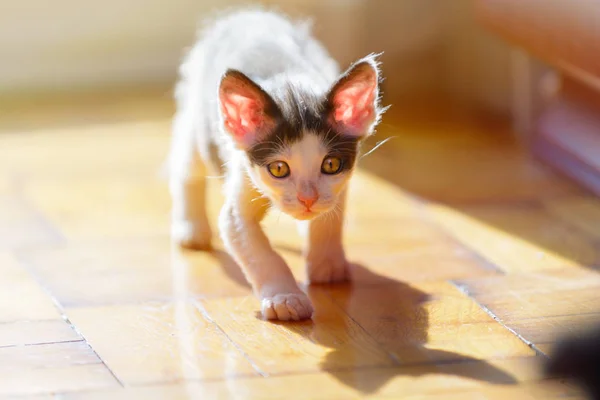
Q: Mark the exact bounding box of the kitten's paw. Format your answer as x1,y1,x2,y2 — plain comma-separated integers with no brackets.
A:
261,293,314,321
306,255,350,284
172,219,212,251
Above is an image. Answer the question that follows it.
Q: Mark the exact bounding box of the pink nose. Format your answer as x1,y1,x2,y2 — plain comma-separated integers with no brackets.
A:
297,193,318,209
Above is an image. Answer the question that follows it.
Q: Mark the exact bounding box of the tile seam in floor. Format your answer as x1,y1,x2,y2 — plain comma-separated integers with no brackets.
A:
128,354,541,383
3,354,548,399
13,254,125,387
0,338,84,350
461,310,600,323
320,286,409,367
450,281,548,357
190,298,268,378
43,283,553,311
0,354,545,399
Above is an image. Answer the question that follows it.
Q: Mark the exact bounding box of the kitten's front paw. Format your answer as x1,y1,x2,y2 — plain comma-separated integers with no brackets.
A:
261,293,314,321
172,219,212,250
306,254,350,284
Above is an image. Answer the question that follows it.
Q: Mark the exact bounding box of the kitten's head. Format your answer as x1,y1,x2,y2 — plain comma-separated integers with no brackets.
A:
218,55,384,220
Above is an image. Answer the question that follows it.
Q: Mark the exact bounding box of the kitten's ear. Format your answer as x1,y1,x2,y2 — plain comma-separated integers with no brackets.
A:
219,70,280,149
326,54,383,137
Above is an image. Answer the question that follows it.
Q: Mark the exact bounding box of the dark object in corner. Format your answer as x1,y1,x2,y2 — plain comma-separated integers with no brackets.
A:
545,325,600,400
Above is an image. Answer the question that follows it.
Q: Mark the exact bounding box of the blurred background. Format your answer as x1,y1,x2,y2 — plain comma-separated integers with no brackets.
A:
0,0,513,113
1,1,599,399
5,0,596,195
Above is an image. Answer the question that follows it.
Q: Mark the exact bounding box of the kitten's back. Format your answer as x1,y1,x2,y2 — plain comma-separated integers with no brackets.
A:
179,9,339,101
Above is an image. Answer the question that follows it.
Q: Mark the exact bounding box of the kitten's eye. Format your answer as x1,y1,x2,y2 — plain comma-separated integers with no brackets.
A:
267,161,290,178
321,156,342,175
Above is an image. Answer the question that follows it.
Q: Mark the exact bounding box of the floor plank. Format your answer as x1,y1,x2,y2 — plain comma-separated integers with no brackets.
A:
0,253,80,349
22,177,171,241
65,301,258,385
0,320,79,349
42,358,579,400
0,196,62,251
201,288,395,375
457,268,600,354
326,282,536,364
0,341,119,395
19,239,252,307
0,253,60,323
0,89,598,398
428,203,600,273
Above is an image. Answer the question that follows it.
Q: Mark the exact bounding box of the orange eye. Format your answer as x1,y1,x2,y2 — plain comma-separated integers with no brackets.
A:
267,161,290,178
321,156,342,175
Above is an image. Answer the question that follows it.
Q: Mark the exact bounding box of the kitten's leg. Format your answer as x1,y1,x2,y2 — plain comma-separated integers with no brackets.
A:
220,177,313,321
169,118,212,250
303,189,350,284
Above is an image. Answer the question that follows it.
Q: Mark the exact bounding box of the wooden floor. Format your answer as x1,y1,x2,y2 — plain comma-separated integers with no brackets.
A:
1,87,599,399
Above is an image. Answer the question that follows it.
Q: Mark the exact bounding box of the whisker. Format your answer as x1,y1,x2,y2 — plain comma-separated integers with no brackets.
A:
360,136,396,159
250,195,269,203
256,201,272,212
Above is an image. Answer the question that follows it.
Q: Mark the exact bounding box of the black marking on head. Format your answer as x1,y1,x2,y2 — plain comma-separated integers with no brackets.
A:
321,129,361,173
246,82,362,169
247,83,322,165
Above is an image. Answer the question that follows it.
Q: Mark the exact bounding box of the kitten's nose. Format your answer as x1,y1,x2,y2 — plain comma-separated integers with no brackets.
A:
297,193,319,209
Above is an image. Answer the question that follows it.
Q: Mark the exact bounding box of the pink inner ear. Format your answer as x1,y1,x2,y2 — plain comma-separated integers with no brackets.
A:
332,77,377,135
220,90,266,146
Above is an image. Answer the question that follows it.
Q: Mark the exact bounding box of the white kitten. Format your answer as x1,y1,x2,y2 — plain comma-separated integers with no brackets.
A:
169,9,384,321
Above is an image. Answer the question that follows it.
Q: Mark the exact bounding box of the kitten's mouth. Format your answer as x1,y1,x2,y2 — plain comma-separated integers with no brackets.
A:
295,209,318,220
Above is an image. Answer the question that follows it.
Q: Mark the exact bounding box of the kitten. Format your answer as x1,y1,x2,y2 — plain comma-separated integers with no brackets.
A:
168,9,384,321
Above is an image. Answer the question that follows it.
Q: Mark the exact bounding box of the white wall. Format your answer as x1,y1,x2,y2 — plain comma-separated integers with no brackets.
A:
0,0,513,114
0,0,445,93
440,0,513,114
0,0,368,92
364,0,446,98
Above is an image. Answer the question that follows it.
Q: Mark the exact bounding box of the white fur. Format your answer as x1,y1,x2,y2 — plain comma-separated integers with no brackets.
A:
248,134,350,221
169,9,373,321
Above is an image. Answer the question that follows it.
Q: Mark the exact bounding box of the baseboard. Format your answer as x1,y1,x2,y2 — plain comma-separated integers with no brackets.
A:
534,136,600,196
533,98,600,196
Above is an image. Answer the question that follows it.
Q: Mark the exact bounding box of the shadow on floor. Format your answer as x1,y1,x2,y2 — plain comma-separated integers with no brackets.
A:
207,249,252,288
207,248,517,394
286,263,516,393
